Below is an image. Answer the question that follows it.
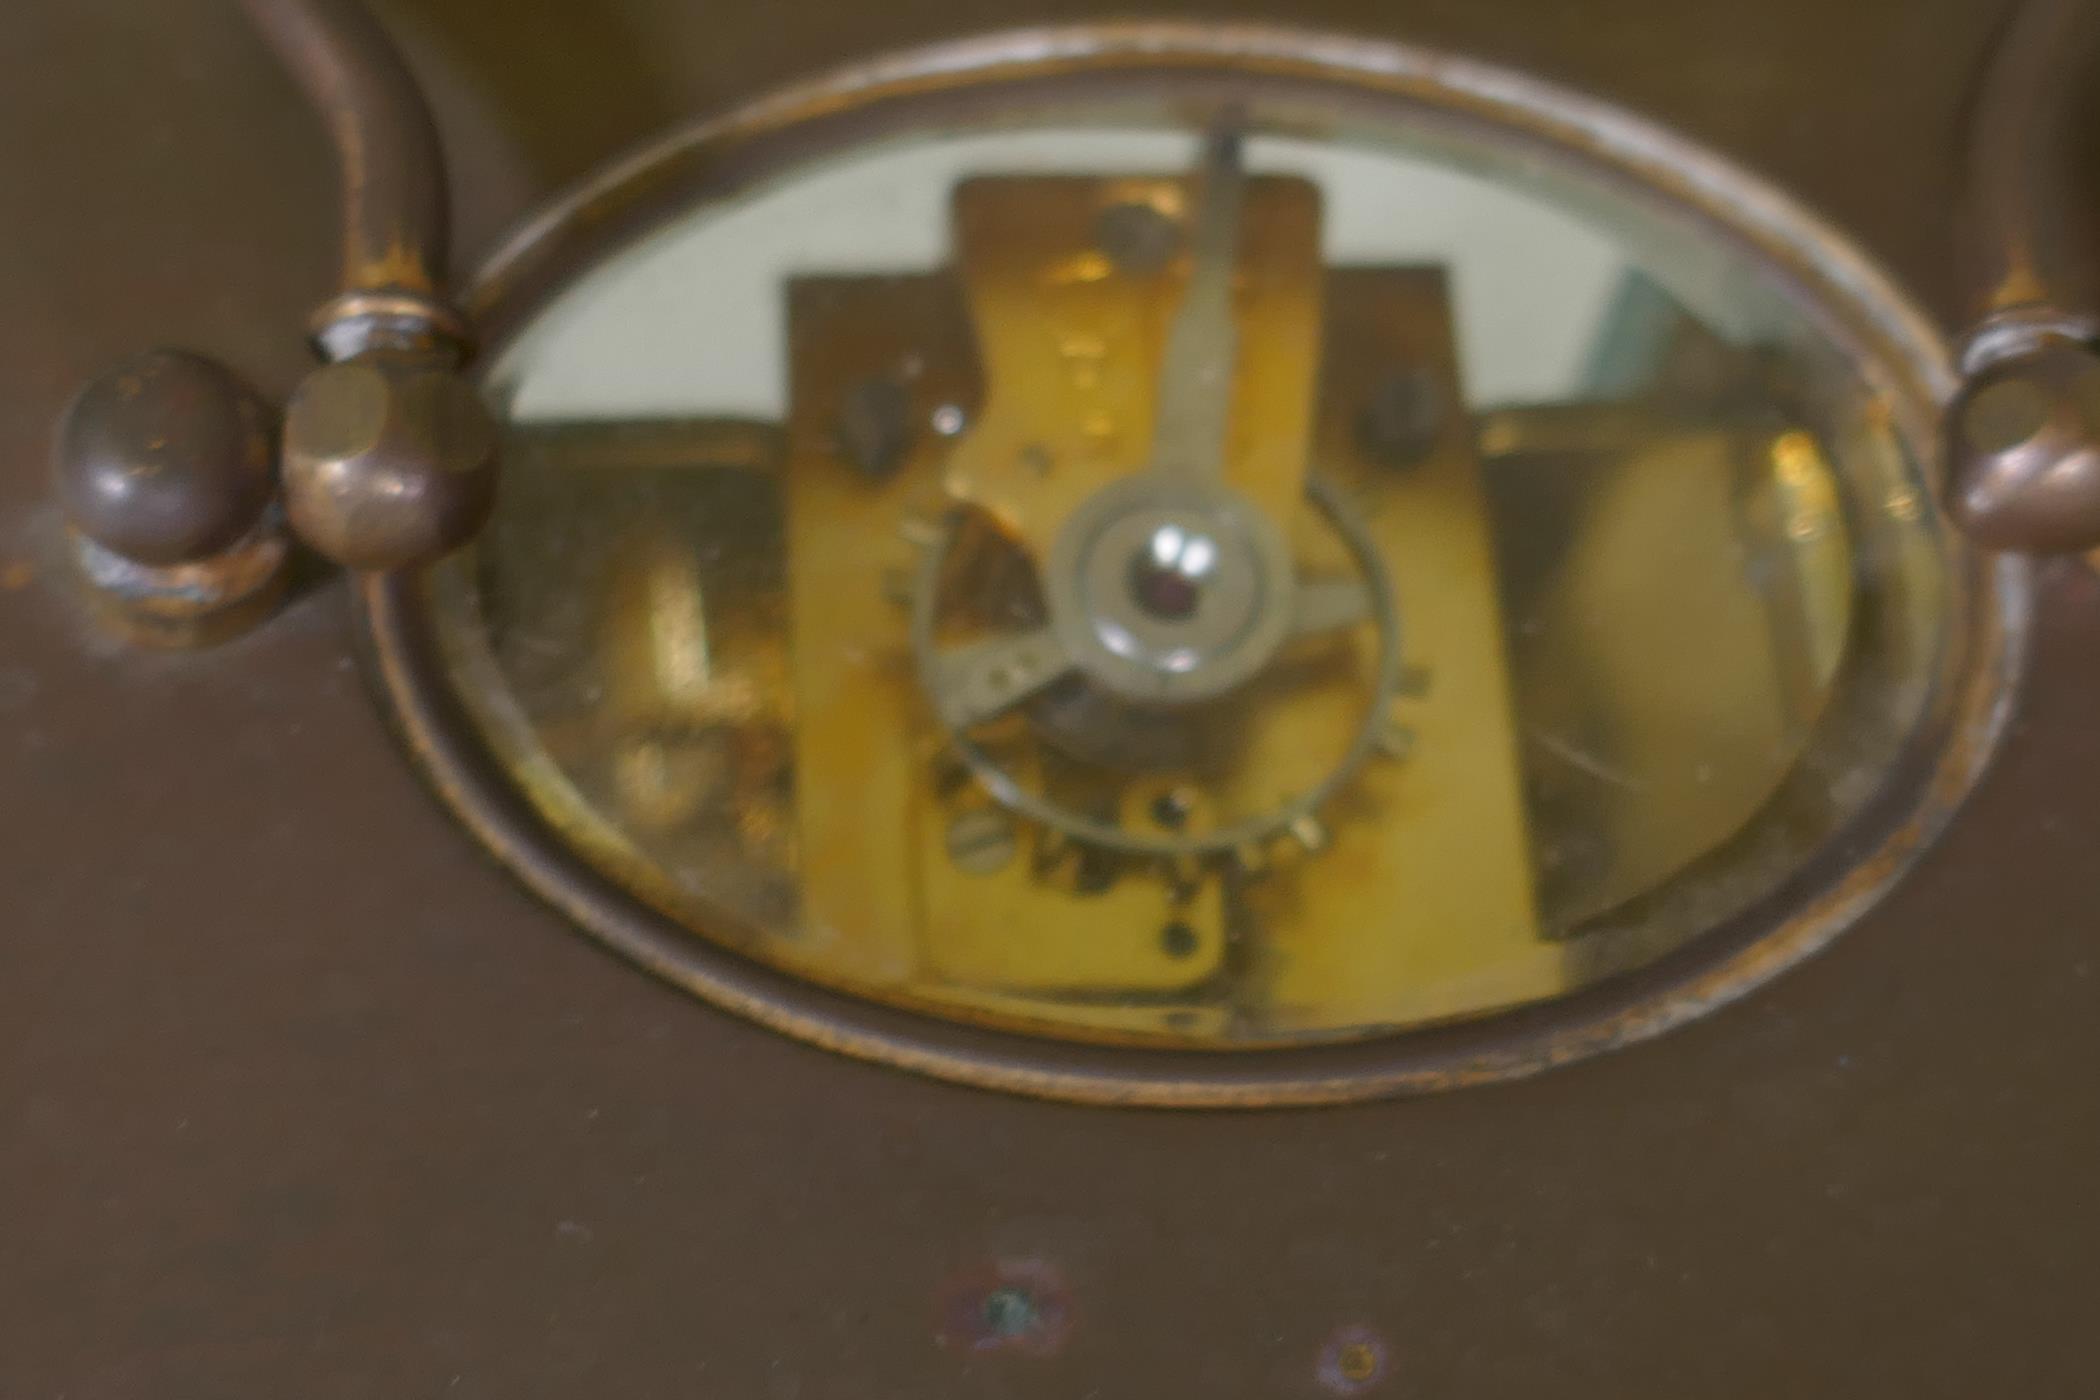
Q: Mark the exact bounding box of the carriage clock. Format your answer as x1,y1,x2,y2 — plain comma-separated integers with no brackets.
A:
7,0,2098,1393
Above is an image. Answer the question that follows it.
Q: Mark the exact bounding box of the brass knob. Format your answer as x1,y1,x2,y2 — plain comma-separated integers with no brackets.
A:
281,351,497,571
1943,333,2100,554
51,349,289,646
53,349,277,565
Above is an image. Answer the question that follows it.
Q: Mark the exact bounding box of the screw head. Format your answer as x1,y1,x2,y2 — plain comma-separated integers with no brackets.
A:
1159,920,1200,958
1094,199,1182,275
1356,366,1445,468
52,349,277,565
835,376,915,479
281,354,498,570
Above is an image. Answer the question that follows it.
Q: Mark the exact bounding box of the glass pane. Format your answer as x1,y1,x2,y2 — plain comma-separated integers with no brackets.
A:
429,105,1949,1046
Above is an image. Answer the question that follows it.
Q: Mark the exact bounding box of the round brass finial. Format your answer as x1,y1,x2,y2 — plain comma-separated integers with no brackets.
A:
280,354,497,571
52,350,290,647
53,349,277,565
1945,335,2100,553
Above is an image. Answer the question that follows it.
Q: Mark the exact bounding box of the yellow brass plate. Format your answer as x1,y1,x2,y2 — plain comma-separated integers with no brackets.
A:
942,175,1323,551
778,274,1232,1022
1233,268,1555,1033
775,177,1547,1041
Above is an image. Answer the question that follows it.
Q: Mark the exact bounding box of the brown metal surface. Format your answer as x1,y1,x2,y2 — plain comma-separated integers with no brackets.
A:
6,0,2098,1395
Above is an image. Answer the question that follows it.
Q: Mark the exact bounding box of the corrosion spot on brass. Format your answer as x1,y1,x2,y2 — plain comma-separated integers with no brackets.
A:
936,1259,1073,1356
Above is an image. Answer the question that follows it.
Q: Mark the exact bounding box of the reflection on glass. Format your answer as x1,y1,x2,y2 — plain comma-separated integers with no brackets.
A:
432,112,1948,1047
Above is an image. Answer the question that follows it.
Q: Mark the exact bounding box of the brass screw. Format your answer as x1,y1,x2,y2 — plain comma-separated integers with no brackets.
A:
835,375,915,478
1160,920,1200,959
1094,200,1182,275
1357,366,1445,467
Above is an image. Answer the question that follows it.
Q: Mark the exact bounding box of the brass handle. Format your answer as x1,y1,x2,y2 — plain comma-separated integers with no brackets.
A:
1944,0,2100,553
238,0,454,323
49,0,494,648
242,0,495,572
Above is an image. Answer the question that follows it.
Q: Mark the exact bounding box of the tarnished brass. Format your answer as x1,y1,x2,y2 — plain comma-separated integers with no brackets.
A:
281,351,499,570
240,0,499,572
1941,0,2100,554
51,350,290,646
53,351,279,567
1489,421,1852,932
1944,332,2100,552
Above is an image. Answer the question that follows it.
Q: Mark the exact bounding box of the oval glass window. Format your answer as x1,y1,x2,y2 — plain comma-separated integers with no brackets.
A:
363,27,2021,1103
